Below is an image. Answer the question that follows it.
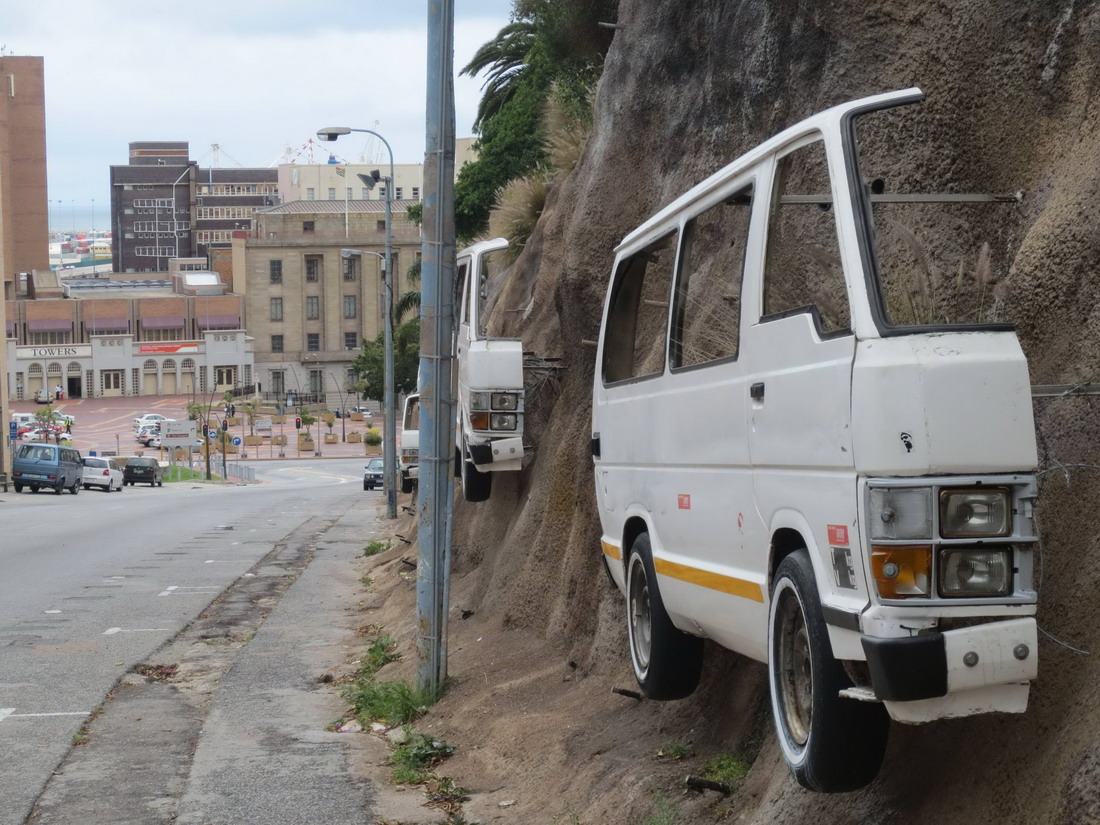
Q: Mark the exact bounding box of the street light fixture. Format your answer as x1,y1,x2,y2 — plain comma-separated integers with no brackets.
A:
318,125,398,520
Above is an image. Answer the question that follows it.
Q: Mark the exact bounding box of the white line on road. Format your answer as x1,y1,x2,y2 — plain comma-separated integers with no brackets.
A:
158,585,219,596
157,586,178,597
103,627,170,635
203,560,235,564
0,709,13,722
43,610,61,614
0,709,89,722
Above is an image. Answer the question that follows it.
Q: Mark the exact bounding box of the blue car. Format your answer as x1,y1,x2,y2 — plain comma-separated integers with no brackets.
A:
12,443,83,495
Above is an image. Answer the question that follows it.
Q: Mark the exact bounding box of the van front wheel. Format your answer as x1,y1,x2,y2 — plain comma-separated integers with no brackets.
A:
625,533,702,700
768,551,888,792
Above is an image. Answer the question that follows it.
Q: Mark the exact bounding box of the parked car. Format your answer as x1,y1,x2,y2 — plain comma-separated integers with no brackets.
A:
50,410,76,425
82,456,124,492
33,388,51,404
363,457,384,491
133,413,169,431
123,456,163,487
136,428,160,446
12,443,83,494
10,412,36,428
590,89,1040,792
22,427,72,444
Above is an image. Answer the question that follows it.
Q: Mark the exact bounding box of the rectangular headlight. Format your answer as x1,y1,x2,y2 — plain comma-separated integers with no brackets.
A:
939,488,1010,538
939,547,1012,597
491,392,518,411
470,392,490,411
489,413,517,431
869,487,932,540
470,411,490,430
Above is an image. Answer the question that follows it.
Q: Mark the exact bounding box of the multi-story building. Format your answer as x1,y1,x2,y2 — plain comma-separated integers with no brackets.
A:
275,136,478,205
4,270,252,400
110,143,277,273
232,199,421,404
0,55,50,473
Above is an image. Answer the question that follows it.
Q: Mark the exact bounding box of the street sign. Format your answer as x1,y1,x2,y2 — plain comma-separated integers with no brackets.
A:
164,420,197,445
232,436,242,447
208,429,218,440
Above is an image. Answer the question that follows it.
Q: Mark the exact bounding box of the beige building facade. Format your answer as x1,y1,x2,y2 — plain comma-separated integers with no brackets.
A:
233,200,421,406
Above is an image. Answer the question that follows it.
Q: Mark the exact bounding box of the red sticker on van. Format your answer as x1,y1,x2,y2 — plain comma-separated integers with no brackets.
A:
678,494,691,510
827,524,849,546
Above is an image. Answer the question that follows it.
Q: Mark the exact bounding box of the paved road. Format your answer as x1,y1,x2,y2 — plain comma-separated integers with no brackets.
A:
0,458,374,825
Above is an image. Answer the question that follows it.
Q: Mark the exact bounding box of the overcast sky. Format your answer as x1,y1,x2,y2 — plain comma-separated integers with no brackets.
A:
1,0,514,229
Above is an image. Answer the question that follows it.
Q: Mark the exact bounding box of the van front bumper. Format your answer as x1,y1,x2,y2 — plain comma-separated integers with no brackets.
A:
862,617,1037,723
468,436,524,470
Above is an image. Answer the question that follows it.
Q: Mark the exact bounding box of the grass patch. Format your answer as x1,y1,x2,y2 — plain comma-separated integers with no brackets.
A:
164,466,219,483
363,635,400,674
656,741,693,761
641,791,678,825
360,574,374,589
363,539,390,556
391,728,455,784
346,679,430,727
701,753,750,786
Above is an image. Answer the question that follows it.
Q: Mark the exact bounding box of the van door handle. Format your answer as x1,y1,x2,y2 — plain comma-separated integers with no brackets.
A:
750,382,765,401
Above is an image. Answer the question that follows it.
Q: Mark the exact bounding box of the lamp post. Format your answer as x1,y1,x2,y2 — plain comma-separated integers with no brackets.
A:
170,165,192,261
319,125,397,520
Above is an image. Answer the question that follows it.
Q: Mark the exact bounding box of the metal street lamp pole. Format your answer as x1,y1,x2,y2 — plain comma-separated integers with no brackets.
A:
318,123,397,521
171,165,191,260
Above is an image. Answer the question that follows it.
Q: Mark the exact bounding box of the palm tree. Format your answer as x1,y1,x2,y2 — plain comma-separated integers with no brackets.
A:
460,20,537,131
395,258,421,323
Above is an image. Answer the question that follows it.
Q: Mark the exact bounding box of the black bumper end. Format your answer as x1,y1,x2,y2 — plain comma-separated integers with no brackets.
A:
861,633,947,702
468,442,494,465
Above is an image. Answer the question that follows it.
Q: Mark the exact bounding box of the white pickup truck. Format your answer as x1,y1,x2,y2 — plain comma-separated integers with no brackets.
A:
592,88,1039,792
453,238,525,502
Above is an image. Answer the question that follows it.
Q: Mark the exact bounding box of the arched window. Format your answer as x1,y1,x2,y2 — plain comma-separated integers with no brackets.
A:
163,358,177,371
181,358,196,372
143,359,157,372
47,362,62,376
29,363,43,376
67,361,81,375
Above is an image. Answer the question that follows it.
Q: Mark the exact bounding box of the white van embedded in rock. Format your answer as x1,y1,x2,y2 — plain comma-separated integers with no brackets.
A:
592,88,1039,792
454,238,525,501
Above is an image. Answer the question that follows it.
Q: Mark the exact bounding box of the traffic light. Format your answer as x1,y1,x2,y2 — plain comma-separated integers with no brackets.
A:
295,416,302,430
221,419,229,432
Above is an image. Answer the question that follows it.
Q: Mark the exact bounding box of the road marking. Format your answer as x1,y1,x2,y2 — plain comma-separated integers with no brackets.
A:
0,709,13,723
43,610,61,615
103,627,170,635
157,586,178,596
158,585,219,596
204,560,235,564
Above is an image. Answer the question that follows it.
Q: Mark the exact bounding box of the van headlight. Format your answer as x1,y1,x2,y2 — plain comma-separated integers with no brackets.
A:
470,392,490,411
490,413,517,431
939,547,1012,597
869,487,932,540
939,488,1010,538
491,392,518,411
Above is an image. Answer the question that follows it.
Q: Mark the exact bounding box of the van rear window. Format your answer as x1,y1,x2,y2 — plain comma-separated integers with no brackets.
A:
17,445,55,461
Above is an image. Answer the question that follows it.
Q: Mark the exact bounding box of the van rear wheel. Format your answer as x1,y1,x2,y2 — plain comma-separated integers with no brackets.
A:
768,551,888,792
625,533,702,700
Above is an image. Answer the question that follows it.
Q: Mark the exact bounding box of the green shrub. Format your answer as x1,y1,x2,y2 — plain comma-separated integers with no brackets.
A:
363,539,389,556
346,679,429,726
701,753,750,786
391,728,455,784
364,428,382,446
363,635,400,675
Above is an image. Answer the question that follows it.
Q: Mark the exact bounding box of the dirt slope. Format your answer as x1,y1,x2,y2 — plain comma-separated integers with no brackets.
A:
418,2,1100,823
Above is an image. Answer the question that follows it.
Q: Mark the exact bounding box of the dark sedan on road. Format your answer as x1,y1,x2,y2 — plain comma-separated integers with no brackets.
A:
124,457,164,487
363,458,384,491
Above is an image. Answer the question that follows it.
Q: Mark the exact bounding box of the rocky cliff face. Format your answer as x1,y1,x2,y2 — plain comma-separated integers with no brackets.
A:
450,2,1100,821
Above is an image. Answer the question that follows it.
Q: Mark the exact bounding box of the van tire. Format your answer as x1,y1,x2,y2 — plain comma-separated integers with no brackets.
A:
13,483,22,493
401,474,414,494
70,481,79,494
768,551,888,792
54,484,63,495
460,441,492,503
625,533,703,700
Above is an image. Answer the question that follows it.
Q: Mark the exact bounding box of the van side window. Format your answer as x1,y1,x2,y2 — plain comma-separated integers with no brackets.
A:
671,185,753,367
456,262,469,326
763,139,850,334
602,232,677,384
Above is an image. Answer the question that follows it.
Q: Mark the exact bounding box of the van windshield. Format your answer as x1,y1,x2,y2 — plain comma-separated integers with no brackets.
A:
849,103,1026,330
476,249,509,337
403,396,420,431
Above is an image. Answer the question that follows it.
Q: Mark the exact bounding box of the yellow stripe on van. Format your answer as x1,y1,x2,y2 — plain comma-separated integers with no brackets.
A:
601,540,622,561
653,557,764,603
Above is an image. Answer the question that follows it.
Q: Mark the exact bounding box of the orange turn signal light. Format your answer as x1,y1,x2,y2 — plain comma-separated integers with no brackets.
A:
470,411,490,430
871,545,932,598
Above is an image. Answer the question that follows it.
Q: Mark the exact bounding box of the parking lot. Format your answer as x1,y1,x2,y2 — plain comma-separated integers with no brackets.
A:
7,395,385,462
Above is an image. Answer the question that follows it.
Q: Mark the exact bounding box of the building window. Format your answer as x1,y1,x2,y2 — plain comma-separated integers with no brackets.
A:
303,220,315,233
343,257,358,281
306,188,315,200
271,334,284,353
343,295,357,319
376,220,386,232
307,333,320,352
306,295,320,320
327,187,336,200
29,330,73,345
395,187,403,200
270,297,283,321
142,327,184,342
344,332,358,350
270,259,282,284
102,370,123,391
379,186,387,199
305,255,321,282
412,187,420,200
361,187,370,199
215,366,236,386
271,370,285,396
310,369,324,396
346,187,353,200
